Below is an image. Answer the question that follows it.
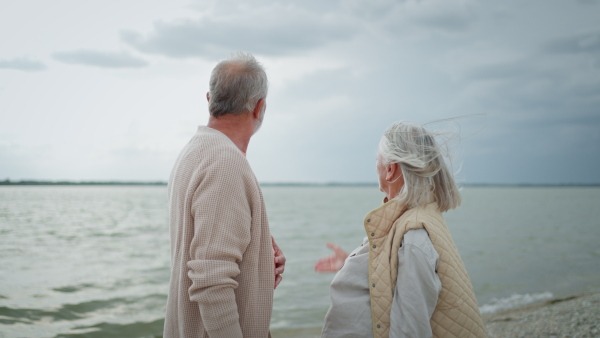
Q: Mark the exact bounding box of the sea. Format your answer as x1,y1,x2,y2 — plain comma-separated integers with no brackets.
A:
1,185,599,337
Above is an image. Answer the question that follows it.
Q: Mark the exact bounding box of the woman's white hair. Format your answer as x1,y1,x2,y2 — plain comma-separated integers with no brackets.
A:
208,52,268,117
378,121,461,212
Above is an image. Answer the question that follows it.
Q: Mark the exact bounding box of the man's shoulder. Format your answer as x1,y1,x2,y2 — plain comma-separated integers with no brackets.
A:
186,127,246,159
171,126,258,186
192,126,233,146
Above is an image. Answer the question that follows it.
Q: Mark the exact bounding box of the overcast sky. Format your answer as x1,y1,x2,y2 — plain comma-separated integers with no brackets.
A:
1,0,599,184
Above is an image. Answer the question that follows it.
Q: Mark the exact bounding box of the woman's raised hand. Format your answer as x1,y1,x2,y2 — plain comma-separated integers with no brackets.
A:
314,243,349,273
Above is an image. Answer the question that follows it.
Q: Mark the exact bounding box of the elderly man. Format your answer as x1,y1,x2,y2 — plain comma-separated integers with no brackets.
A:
163,52,285,338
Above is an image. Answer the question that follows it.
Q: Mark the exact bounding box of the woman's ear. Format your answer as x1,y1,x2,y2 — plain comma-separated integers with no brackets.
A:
386,163,398,182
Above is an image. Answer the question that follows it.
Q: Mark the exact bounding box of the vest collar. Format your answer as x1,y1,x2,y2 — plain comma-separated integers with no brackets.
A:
364,193,439,239
363,198,408,239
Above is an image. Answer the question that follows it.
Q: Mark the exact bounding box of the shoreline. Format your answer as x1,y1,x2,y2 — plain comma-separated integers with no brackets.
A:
2,180,599,187
271,292,600,338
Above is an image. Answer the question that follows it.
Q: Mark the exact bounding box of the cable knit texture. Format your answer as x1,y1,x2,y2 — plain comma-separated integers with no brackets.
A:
163,126,273,338
364,198,486,338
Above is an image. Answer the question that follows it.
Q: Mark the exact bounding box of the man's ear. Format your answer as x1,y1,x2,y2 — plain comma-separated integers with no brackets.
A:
252,98,265,119
206,92,210,102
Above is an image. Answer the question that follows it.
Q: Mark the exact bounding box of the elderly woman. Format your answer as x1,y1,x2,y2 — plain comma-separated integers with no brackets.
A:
315,121,486,338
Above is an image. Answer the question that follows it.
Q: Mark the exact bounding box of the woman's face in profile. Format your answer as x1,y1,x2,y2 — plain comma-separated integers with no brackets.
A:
376,156,389,198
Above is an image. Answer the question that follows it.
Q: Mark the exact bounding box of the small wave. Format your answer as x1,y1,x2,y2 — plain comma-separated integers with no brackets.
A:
479,292,554,314
0,295,164,324
53,283,97,293
61,297,131,314
55,318,164,338
0,305,82,324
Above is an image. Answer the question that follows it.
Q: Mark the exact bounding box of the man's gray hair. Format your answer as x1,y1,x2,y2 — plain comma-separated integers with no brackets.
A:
208,52,268,117
378,121,461,212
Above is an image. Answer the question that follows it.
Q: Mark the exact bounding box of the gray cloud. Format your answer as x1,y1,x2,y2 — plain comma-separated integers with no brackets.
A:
543,31,600,55
121,0,480,60
411,4,477,32
460,62,598,125
427,17,600,184
280,68,356,100
52,50,148,68
454,32,599,123
340,0,402,21
380,0,479,37
0,57,46,71
577,0,600,5
121,5,359,59
342,0,477,32
464,60,564,83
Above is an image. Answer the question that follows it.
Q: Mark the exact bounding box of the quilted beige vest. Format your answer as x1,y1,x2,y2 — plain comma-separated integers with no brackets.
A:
364,198,486,338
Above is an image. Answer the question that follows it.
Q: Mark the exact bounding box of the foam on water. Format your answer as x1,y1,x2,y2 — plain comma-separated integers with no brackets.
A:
479,292,554,314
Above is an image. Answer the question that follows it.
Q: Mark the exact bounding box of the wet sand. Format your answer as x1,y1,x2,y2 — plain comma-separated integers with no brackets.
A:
272,293,600,338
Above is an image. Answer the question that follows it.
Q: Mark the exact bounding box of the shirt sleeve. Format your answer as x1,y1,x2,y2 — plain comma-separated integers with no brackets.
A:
390,228,442,338
186,153,253,338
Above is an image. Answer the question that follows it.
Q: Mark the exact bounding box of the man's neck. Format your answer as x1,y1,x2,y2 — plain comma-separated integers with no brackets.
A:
207,113,254,155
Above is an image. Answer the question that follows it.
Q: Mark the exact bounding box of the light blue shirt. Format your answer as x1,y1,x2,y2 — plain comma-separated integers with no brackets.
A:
322,229,442,338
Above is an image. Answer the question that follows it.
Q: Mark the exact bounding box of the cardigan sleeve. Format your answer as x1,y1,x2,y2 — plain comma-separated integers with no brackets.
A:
185,151,253,338
390,228,442,338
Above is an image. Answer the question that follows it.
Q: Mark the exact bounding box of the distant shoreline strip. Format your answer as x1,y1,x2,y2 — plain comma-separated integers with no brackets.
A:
0,180,167,186
1,180,599,187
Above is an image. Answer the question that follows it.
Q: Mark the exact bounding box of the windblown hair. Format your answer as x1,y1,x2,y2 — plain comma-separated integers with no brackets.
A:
208,52,268,117
378,121,461,212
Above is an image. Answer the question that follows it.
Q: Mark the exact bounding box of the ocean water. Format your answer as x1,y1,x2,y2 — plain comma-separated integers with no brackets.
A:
1,185,599,337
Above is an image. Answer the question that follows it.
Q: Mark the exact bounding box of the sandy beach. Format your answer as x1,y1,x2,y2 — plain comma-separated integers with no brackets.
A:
484,292,599,338
272,293,600,338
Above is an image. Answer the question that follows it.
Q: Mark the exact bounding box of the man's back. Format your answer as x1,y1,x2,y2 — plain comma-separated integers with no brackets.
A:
164,126,274,338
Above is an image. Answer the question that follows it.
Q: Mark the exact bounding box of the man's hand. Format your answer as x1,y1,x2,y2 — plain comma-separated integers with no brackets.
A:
272,236,286,289
314,243,349,273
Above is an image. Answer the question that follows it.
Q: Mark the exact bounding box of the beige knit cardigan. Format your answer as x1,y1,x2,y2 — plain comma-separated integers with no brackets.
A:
163,126,274,338
364,198,487,338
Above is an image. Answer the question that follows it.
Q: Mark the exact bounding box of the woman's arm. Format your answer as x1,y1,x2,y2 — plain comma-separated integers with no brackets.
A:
390,229,442,338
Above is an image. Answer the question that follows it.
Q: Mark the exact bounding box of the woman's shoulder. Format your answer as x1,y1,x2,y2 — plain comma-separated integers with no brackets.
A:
402,228,438,259
403,228,431,245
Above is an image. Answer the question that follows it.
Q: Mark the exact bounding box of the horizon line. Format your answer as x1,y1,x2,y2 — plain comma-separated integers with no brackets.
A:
1,179,599,187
